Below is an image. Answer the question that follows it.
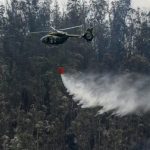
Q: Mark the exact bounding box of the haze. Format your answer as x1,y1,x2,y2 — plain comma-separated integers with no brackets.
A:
58,0,150,10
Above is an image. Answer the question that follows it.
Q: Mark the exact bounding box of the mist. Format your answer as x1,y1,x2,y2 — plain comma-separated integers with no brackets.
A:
61,73,150,116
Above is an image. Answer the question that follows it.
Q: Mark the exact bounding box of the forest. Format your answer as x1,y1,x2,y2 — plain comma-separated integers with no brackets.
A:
0,0,150,149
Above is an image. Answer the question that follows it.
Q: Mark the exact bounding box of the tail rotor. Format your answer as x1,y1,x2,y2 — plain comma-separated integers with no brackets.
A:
82,28,94,42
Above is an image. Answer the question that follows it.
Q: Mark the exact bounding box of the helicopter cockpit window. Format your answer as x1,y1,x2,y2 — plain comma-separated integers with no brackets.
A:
53,37,57,43
46,37,50,43
50,38,53,44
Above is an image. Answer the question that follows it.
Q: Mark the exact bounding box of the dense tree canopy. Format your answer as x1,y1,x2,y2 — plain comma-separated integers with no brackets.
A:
0,0,150,149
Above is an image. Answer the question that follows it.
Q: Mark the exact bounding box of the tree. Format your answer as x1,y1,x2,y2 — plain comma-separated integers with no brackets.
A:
109,0,131,67
89,0,108,61
52,0,61,28
66,0,81,26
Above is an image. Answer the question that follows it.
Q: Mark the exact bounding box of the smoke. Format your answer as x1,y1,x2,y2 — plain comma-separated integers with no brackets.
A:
61,73,150,116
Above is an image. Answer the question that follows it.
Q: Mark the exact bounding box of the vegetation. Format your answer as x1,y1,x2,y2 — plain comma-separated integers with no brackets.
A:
0,0,150,149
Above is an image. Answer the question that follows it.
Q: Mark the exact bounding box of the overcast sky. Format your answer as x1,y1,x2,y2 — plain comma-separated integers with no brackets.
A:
0,0,150,10
59,0,150,10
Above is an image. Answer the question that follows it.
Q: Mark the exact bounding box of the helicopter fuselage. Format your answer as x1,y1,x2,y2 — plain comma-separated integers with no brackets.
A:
40,32,78,45
40,28,93,45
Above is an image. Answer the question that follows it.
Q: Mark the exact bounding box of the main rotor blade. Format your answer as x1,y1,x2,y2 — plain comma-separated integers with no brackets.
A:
68,34,81,37
58,25,83,31
29,31,49,34
50,26,58,32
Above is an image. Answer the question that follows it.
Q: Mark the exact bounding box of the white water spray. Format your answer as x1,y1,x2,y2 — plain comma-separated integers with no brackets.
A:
61,73,150,116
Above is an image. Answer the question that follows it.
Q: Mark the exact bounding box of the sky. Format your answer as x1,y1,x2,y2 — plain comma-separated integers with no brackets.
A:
131,0,150,10
58,0,150,10
0,0,150,10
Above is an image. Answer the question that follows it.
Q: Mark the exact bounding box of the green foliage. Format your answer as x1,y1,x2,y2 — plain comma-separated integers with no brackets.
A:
125,55,150,73
0,0,150,149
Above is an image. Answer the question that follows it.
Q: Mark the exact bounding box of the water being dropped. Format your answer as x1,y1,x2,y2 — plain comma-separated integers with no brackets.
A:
61,73,150,116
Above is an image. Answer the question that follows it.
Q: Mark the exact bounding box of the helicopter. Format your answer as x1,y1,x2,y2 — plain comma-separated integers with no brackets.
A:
30,25,94,46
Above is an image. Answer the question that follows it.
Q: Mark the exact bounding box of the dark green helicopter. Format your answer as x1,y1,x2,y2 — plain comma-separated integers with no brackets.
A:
30,25,94,45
